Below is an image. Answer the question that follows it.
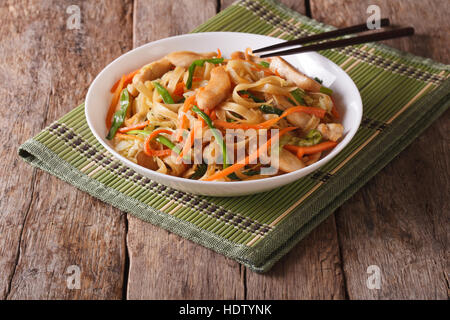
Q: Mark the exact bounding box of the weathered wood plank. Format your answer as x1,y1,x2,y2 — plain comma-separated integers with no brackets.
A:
310,0,450,64
246,215,346,299
127,216,245,299
311,0,449,299
126,0,245,300
3,0,133,299
334,112,449,299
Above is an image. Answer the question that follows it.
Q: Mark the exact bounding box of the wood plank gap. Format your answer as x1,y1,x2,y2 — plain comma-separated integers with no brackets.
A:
122,213,130,300
333,209,350,300
5,84,52,300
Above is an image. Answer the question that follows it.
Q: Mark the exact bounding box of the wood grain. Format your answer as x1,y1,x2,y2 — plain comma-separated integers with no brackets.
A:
310,0,450,300
126,0,246,300
246,215,346,299
2,0,133,299
334,112,449,299
310,0,450,64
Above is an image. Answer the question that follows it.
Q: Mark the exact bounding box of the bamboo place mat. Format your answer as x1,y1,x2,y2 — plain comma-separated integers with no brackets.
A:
19,0,450,272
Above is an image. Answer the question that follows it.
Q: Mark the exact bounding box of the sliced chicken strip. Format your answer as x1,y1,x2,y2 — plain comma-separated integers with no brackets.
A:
317,123,344,142
127,57,173,96
166,51,216,68
270,56,321,92
278,148,305,173
197,66,231,110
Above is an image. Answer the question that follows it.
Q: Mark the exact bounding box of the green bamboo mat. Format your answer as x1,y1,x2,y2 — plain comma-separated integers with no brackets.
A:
19,0,450,272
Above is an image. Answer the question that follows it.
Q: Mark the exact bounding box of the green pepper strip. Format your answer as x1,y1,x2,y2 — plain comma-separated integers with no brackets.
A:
155,135,181,154
126,130,181,154
238,90,265,103
192,105,228,168
186,58,224,89
260,104,283,116
319,86,333,96
259,61,270,68
289,129,322,147
153,82,175,104
190,164,207,180
106,88,130,140
290,88,306,105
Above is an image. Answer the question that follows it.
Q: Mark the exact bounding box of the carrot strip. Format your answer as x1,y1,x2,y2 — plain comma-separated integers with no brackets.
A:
214,106,326,130
115,133,145,142
284,141,338,158
244,47,252,61
210,110,217,121
330,96,340,119
173,82,185,97
106,75,126,128
177,94,196,141
117,120,150,133
110,69,139,93
144,129,174,157
204,127,296,181
177,126,195,161
217,48,222,59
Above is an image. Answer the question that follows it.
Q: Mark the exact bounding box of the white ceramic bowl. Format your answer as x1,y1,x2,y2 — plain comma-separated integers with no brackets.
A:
85,32,362,196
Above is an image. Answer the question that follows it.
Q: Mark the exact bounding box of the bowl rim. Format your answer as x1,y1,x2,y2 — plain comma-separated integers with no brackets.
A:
85,31,362,187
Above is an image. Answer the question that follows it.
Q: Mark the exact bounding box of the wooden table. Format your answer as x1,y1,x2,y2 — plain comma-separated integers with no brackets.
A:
1,0,448,300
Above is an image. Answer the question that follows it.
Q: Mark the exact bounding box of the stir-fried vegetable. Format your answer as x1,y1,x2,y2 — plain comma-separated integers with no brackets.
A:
204,127,296,181
319,86,333,96
259,61,270,68
155,135,181,154
118,120,150,133
144,129,174,157
290,88,306,105
284,141,337,159
288,129,322,147
153,81,175,104
127,129,181,155
214,106,326,130
260,104,283,116
106,88,130,140
192,105,228,168
239,90,265,102
190,164,207,180
186,58,224,89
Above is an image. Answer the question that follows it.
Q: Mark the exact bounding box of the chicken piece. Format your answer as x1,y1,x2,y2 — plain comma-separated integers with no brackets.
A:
166,51,216,68
278,148,305,173
136,151,158,170
286,112,320,132
270,57,321,92
197,66,231,110
127,57,173,96
317,123,344,142
231,51,245,60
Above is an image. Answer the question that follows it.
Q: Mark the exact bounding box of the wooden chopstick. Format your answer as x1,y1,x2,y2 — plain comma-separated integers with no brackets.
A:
258,27,414,58
253,18,390,53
